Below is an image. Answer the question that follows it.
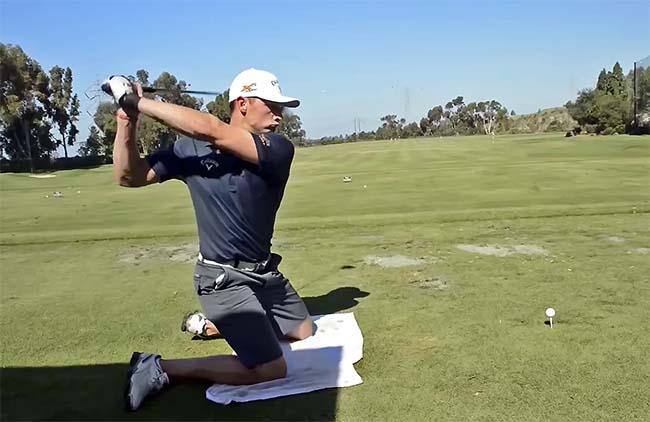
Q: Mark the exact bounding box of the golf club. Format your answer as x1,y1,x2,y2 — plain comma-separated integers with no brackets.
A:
101,81,220,97
141,86,221,96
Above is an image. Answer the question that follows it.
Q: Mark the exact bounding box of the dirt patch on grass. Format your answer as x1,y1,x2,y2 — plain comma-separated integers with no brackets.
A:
410,276,449,291
364,255,426,268
356,235,385,242
456,244,550,257
270,237,301,250
29,174,56,178
630,247,650,255
119,243,197,265
605,236,626,244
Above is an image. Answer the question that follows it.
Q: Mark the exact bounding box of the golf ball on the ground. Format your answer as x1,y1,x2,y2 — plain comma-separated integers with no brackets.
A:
545,307,556,318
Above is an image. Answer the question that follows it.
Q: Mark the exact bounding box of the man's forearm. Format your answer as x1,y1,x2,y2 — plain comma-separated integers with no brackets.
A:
133,97,259,164
113,118,147,187
137,98,222,142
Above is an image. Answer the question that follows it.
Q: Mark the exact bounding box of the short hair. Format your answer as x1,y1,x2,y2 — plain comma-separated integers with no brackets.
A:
229,101,236,115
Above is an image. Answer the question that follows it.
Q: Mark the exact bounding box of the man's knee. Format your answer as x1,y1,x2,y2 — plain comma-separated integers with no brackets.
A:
252,356,287,382
286,318,313,341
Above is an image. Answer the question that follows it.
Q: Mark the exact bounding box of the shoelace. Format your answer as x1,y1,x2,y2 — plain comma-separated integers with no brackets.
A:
153,371,169,388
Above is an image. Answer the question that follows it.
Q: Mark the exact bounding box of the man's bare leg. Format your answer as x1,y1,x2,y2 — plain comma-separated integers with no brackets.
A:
201,316,312,340
125,353,287,411
160,354,287,385
204,320,220,337
205,317,312,341
285,317,313,341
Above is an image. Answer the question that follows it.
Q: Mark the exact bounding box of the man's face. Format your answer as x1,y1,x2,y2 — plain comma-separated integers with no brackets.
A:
244,97,284,132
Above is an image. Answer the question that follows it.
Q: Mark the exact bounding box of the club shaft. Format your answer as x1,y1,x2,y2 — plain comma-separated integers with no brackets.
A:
142,87,220,96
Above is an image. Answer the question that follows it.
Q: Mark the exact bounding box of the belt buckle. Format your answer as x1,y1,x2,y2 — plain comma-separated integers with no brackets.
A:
234,259,254,272
254,256,271,273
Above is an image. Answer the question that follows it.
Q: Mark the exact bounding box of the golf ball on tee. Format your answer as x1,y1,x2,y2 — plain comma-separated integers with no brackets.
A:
545,307,556,318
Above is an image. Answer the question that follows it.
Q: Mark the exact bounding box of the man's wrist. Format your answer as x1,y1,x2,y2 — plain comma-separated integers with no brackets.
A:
119,94,141,114
117,109,138,122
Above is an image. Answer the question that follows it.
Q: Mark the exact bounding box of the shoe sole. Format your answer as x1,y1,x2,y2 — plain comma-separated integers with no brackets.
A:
123,352,141,412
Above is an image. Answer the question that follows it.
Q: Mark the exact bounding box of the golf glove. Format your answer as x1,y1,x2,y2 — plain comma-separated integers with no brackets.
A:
102,75,132,103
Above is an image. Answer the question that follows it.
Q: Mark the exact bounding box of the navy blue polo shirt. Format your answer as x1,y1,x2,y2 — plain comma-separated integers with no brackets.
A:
146,133,295,263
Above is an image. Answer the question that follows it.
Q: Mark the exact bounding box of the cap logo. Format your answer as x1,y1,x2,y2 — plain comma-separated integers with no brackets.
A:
242,83,257,93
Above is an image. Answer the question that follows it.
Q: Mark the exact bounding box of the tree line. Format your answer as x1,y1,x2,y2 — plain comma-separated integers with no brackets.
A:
312,98,518,145
315,61,650,145
0,43,307,163
2,43,648,169
565,61,650,135
1,44,80,169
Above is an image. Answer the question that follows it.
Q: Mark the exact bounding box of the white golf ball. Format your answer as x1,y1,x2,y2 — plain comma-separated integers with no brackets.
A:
545,307,556,318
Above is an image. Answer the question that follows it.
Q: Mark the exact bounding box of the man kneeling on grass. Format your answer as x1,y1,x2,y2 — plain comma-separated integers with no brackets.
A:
106,68,313,411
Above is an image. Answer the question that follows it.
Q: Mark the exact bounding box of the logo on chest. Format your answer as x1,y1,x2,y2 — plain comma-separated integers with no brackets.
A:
201,158,220,172
259,133,271,146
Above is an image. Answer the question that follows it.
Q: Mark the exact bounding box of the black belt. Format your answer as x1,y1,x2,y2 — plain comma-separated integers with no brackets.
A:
198,253,279,273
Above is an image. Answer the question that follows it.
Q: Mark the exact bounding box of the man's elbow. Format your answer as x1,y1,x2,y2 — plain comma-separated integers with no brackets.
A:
118,179,136,188
114,161,151,187
116,174,146,188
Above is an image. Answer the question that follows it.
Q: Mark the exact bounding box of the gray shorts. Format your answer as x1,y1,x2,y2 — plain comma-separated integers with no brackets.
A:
192,256,310,368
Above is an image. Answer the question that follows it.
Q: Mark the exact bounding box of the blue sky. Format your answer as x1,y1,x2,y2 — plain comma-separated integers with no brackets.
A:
1,0,648,155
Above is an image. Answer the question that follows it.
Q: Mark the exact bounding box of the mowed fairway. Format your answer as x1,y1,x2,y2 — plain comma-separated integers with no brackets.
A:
1,133,649,421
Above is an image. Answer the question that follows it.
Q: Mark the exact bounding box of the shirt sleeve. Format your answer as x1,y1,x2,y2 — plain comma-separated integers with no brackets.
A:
145,143,183,182
252,133,295,183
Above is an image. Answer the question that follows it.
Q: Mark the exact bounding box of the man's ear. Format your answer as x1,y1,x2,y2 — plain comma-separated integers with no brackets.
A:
237,97,249,115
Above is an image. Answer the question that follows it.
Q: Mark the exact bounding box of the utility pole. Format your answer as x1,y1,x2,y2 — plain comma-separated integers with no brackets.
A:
353,118,360,141
633,61,638,131
23,95,34,173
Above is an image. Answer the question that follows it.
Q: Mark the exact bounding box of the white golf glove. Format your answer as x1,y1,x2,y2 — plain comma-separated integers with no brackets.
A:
101,75,133,104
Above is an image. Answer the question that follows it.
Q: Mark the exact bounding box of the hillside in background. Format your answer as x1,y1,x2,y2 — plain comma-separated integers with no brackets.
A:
509,107,577,133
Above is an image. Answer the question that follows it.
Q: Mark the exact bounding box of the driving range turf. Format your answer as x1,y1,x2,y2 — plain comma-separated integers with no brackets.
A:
1,133,648,421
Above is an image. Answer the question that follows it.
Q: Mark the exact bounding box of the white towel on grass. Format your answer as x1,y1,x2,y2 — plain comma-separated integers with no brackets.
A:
206,313,364,405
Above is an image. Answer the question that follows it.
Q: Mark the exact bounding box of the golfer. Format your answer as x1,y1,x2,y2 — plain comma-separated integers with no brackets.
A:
106,68,313,411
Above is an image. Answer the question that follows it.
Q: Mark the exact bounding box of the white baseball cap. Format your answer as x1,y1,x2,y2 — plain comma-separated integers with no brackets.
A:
228,68,300,108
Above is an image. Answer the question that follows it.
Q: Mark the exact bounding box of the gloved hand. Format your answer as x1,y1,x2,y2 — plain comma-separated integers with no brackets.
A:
102,75,142,117
101,75,133,104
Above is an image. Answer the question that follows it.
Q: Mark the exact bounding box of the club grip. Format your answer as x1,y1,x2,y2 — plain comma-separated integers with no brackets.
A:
100,82,112,95
142,86,157,93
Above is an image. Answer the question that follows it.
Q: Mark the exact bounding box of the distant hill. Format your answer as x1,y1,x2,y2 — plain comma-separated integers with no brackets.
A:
509,107,577,133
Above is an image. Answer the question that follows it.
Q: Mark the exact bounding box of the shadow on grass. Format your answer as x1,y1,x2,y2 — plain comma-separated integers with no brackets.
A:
1,363,340,421
303,286,370,315
1,287,370,420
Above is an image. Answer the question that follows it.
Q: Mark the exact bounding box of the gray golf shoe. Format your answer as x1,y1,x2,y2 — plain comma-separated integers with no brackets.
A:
124,352,169,411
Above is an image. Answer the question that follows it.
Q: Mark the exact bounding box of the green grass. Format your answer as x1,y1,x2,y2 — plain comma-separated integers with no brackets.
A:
1,133,649,421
